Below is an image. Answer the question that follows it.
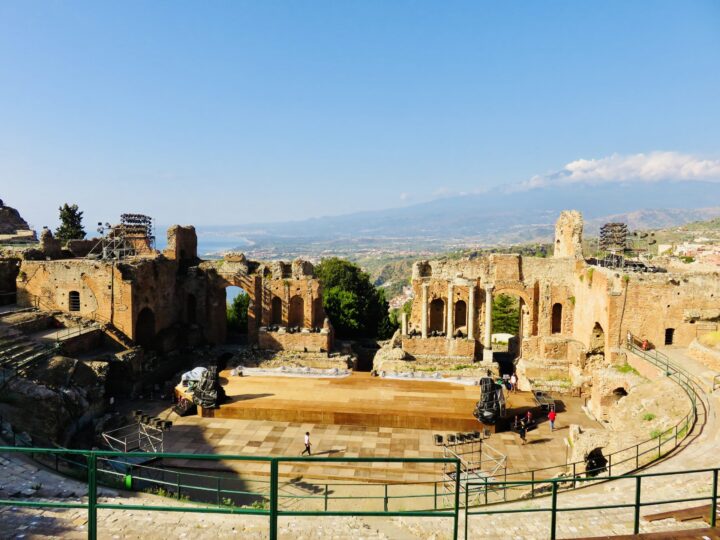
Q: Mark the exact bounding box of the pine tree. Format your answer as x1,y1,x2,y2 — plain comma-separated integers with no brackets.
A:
492,294,520,335
55,203,86,243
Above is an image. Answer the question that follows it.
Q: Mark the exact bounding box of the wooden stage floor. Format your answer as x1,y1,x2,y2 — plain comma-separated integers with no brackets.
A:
177,372,536,432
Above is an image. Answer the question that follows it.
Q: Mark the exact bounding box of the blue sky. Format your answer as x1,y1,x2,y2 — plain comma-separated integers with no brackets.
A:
1,1,719,229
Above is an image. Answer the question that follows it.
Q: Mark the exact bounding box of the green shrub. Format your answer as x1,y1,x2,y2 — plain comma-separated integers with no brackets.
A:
642,413,656,422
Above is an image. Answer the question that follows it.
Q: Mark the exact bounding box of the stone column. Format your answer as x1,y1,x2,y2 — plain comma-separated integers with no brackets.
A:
421,283,429,339
283,282,290,327
401,311,408,336
446,282,454,339
467,284,475,341
522,304,531,339
483,285,494,361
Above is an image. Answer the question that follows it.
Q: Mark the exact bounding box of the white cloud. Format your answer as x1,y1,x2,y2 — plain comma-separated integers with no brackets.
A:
518,152,720,190
399,192,410,202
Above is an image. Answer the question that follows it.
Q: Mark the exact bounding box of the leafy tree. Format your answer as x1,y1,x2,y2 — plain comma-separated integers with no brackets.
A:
55,203,86,243
492,294,520,335
227,291,250,333
315,257,395,339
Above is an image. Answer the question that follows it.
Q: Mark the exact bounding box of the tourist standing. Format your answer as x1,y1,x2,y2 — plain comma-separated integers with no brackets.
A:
518,421,527,445
510,373,517,393
548,408,557,431
301,432,312,455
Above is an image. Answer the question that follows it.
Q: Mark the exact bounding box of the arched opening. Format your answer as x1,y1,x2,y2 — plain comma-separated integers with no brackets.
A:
68,291,80,312
429,298,445,334
551,303,562,334
226,286,249,336
612,387,628,404
492,293,524,366
590,322,605,352
665,328,675,346
312,297,324,328
288,295,304,328
135,307,156,347
186,294,197,324
454,300,467,334
271,296,283,325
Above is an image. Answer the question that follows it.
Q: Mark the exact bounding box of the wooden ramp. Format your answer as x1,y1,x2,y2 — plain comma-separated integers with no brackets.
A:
645,503,719,525
576,528,720,539
177,372,536,432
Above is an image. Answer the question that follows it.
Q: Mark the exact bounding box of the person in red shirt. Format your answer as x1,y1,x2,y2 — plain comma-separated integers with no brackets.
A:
548,408,557,431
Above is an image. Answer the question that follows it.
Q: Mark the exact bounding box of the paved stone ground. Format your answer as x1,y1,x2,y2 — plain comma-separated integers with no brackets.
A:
392,347,720,538
0,347,716,539
130,390,595,484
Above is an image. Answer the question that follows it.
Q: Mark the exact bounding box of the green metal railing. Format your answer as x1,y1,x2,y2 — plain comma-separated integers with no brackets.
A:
465,466,719,540
474,339,702,505
0,447,461,540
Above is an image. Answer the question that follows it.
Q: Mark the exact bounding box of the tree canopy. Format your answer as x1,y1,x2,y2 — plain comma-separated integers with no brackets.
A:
315,257,395,339
227,291,250,333
55,203,86,243
492,294,520,335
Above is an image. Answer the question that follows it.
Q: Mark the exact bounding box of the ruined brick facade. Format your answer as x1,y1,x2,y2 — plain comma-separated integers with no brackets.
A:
9,225,332,353
403,211,720,394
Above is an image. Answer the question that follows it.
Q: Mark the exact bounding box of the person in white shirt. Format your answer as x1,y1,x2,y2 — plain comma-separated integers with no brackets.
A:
301,432,312,455
510,373,518,393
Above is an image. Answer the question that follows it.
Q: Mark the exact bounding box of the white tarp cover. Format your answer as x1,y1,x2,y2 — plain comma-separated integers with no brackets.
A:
181,367,208,383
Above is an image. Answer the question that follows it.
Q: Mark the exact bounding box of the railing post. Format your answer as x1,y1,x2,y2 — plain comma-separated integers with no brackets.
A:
608,454,612,477
177,472,181,500
572,462,576,489
531,470,535,498
453,460,460,540
464,480,469,540
269,459,278,540
712,469,718,528
88,452,97,540
216,477,221,505
324,483,329,512
384,484,388,512
434,481,438,510
636,444,640,469
657,434,662,459
550,481,558,540
633,476,641,534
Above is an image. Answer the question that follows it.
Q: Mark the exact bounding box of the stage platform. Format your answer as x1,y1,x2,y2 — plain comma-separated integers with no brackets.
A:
176,372,537,432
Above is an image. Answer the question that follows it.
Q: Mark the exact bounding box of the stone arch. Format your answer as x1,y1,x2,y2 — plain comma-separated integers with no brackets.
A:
429,298,445,333
551,303,562,334
454,300,467,329
271,296,283,325
135,307,156,347
210,268,261,342
288,295,304,327
493,286,531,310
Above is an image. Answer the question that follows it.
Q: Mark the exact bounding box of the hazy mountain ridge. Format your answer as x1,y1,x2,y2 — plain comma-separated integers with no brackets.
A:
192,181,720,256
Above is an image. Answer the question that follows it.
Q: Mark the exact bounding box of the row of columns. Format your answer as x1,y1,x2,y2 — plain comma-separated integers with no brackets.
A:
416,282,493,350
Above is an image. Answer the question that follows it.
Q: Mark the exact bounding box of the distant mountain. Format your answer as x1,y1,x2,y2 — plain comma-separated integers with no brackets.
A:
195,181,720,255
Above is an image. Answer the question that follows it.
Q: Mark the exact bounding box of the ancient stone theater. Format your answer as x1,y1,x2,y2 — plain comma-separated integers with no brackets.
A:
0,216,333,355
396,211,720,395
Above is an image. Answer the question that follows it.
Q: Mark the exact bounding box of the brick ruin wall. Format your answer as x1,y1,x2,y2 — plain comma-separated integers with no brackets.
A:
8,226,331,354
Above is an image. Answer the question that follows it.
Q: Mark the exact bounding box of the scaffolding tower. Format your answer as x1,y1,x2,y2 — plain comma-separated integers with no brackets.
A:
87,213,155,260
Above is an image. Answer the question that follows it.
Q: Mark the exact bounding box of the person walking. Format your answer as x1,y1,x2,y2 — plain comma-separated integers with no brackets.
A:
301,432,312,455
518,421,527,445
548,408,557,431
